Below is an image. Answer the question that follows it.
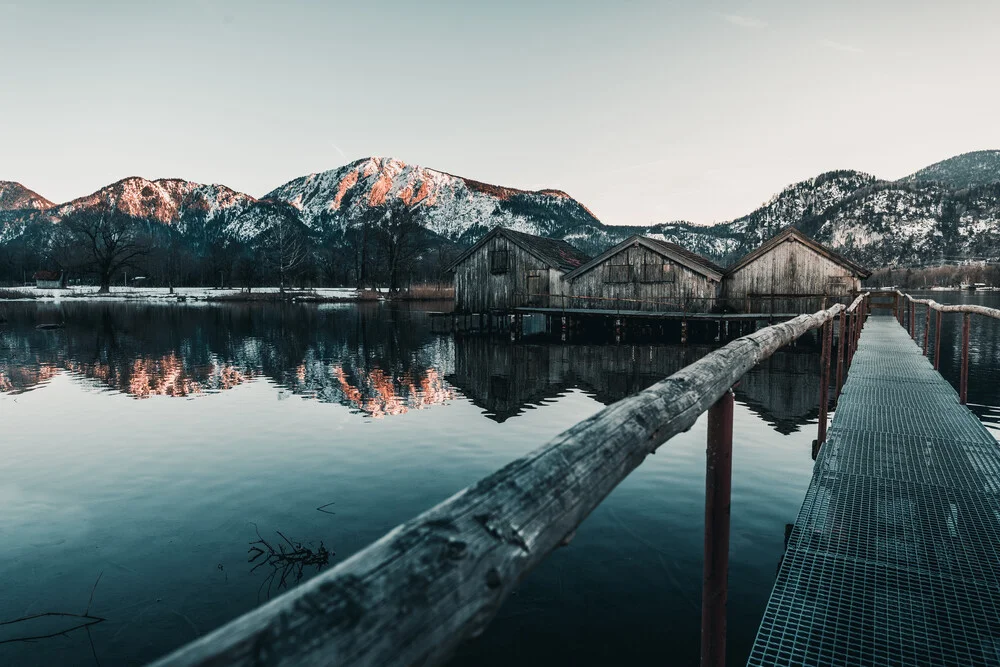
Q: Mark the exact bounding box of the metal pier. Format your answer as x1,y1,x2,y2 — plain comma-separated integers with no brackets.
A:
748,315,1000,666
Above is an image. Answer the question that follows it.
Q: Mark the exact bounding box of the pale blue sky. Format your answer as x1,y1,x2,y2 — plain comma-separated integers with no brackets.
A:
2,0,998,224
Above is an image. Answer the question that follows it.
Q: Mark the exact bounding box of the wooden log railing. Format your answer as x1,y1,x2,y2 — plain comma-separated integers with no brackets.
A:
152,298,868,667
898,291,1000,405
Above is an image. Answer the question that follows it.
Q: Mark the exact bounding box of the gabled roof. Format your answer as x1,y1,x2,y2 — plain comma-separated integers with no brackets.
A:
726,226,871,278
563,235,724,282
447,227,591,273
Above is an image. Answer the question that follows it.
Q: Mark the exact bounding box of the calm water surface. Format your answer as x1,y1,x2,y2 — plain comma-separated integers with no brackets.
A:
1,294,998,666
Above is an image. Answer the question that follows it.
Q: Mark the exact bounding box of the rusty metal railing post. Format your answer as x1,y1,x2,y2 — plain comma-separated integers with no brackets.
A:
817,318,833,445
909,300,915,339
960,312,970,405
923,304,930,355
835,310,845,400
702,388,734,667
845,312,854,367
934,310,942,370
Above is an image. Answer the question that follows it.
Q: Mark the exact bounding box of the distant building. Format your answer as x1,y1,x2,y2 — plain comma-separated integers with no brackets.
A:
448,227,591,312
723,227,870,313
561,235,724,312
33,270,66,289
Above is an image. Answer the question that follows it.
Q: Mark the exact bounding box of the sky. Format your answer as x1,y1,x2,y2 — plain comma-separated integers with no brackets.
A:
2,0,999,225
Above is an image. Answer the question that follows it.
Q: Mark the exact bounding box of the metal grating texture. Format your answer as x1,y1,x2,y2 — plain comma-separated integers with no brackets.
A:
748,315,1000,666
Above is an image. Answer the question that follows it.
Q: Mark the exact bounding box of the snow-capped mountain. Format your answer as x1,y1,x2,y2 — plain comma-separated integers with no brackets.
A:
0,181,54,212
2,150,1000,270
264,157,601,243
621,156,1000,267
47,176,273,238
0,181,56,243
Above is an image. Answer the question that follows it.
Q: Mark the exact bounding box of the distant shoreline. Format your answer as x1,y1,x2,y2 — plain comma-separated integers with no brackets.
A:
0,286,454,304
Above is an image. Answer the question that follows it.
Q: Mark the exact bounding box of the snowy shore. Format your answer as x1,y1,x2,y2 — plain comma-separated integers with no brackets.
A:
0,286,365,302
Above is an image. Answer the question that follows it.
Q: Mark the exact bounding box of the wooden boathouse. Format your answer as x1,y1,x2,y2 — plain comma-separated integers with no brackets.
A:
447,227,590,313
561,235,724,312
439,225,870,342
724,226,870,314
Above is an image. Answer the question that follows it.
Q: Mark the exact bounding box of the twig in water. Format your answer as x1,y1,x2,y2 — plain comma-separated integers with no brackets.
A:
248,523,333,601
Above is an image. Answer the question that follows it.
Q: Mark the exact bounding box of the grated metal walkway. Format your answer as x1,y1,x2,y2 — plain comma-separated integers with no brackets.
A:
748,315,1000,666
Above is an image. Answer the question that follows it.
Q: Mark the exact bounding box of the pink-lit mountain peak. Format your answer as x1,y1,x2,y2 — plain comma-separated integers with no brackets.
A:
266,156,601,242
54,176,258,225
0,181,55,212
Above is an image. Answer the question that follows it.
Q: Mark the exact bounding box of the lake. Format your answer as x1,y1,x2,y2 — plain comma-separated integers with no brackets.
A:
1,292,998,666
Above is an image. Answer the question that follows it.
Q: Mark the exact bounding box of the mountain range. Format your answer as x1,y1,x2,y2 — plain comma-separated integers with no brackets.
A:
2,150,1000,269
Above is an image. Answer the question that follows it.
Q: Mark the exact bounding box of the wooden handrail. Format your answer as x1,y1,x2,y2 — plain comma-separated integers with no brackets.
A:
896,290,999,404
151,303,848,667
899,290,1000,320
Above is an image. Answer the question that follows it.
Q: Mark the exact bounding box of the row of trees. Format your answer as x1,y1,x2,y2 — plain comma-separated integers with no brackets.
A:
0,199,461,292
866,263,1000,288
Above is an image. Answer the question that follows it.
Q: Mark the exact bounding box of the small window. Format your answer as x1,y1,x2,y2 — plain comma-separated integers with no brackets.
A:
640,263,674,283
605,264,632,283
489,249,509,274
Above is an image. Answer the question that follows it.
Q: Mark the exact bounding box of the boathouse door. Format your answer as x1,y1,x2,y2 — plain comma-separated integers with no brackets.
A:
527,271,548,307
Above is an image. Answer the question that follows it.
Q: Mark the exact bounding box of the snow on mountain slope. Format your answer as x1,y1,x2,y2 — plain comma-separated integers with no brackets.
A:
0,181,54,212
3,151,1000,269
725,170,878,251
0,181,55,243
50,176,264,236
903,150,1000,190
265,157,602,242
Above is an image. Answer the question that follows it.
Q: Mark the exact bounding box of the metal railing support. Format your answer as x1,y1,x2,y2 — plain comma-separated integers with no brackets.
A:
817,318,833,445
960,312,970,405
835,310,845,400
934,310,942,370
923,304,930,355
701,388,734,667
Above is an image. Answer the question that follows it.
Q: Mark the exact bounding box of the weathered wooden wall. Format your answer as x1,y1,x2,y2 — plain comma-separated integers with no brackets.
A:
566,244,719,312
724,238,860,313
453,235,560,312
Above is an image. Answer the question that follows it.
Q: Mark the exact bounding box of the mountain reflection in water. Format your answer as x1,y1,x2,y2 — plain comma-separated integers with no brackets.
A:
2,301,830,432
2,296,997,667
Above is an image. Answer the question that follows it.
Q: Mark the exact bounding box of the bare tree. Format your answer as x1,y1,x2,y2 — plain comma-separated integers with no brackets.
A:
259,206,308,292
60,194,150,293
371,201,428,293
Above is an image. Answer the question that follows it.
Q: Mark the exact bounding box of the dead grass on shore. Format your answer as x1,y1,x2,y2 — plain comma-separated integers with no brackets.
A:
0,288,35,300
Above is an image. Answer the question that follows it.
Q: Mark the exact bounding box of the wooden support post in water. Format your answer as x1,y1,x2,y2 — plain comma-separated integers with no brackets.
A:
923,305,930,355
934,310,942,370
681,319,688,345
960,312,970,405
835,310,845,400
817,318,833,446
702,388,734,667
